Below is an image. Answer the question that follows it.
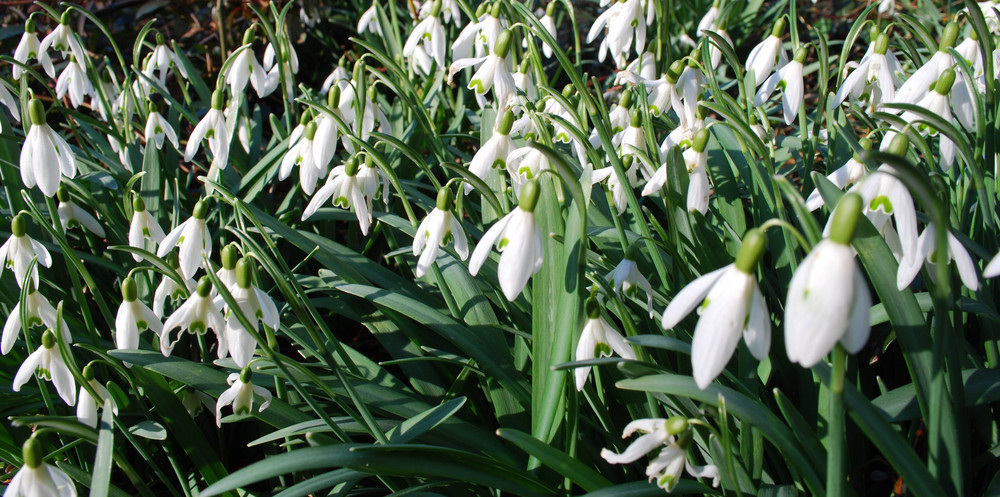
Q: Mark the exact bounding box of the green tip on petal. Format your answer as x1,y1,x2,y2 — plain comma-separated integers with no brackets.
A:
692,129,710,153
196,276,213,297
436,187,453,211
735,229,767,274
240,367,253,383
830,193,863,246
222,244,240,270
561,83,574,98
23,437,42,469
236,258,252,289
939,22,958,51
211,90,225,110
665,415,689,435
122,277,138,302
28,99,46,126
585,296,601,319
193,199,209,220
11,213,27,237
518,179,540,212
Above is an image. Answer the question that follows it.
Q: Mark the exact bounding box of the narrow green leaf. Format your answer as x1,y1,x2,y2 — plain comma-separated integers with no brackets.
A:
497,428,612,492
90,400,115,497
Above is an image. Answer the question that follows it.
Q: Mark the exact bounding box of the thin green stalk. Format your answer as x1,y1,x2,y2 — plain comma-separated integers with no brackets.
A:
826,345,847,497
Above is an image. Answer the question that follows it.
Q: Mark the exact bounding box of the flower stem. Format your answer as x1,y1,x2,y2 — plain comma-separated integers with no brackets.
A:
827,345,848,496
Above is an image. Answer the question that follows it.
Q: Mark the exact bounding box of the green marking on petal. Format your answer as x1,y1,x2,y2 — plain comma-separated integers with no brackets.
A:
870,196,893,213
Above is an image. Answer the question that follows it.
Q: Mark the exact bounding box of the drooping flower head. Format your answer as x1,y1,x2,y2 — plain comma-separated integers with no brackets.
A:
56,185,105,238
601,416,720,492
115,276,162,352
162,276,227,358
574,296,636,390
128,195,166,262
21,99,77,197
76,363,118,428
745,17,788,88
157,198,213,281
413,187,469,278
223,258,280,368
13,329,76,406
607,244,655,317
216,367,272,427
302,157,373,235
5,437,77,497
0,213,53,289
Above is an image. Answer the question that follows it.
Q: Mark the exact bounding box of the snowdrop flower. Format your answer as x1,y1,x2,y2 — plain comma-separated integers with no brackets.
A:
279,119,326,195
786,194,871,367
303,158,373,235
223,258,280,368
607,246,655,317
419,0,461,25
587,0,647,67
185,90,231,170
467,109,514,193
2,286,64,355
152,253,195,318
644,128,711,215
56,185,105,238
162,276,227,358
897,224,979,291
21,99,77,197
878,0,895,15
574,297,636,391
128,196,165,262
76,364,117,428
621,60,685,117
469,179,544,301
13,329,76,406
320,60,351,94
0,79,20,126
592,155,638,214
601,417,719,492
55,57,92,109
6,438,76,497
225,29,268,97
513,59,538,103
413,187,469,278
358,3,382,35
0,214,52,289
157,199,212,281
312,87,348,169
404,0,447,76
448,29,516,108
806,138,871,211
13,17,50,80
216,368,272,427
39,12,87,77
754,46,806,125
262,40,299,98
893,22,958,105
985,250,1000,278
897,68,973,169
661,229,770,389
851,135,919,262
745,17,788,88
144,103,179,151
506,144,551,197
115,277,162,352
538,2,559,58
452,3,504,61
146,33,188,85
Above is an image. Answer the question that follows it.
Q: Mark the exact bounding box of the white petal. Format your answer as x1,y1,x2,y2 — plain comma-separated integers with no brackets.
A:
660,266,727,329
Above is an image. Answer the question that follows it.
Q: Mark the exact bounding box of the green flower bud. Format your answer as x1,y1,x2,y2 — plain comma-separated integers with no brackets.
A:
829,193,863,246
734,229,767,274
22,437,42,469
82,363,96,381
771,17,787,38
304,121,318,141
435,187,453,211
692,129,710,153
665,415,689,435
11,213,27,237
235,258,252,289
345,157,360,176
156,32,166,46
498,109,515,135
327,86,341,108
122,277,138,302
28,99,46,126
41,328,56,349
934,68,956,96
939,22,958,52
874,33,889,55
25,16,36,33
624,244,640,261
793,46,808,63
240,366,253,383
192,199,209,220
196,275,213,297
666,60,684,84
211,89,225,110
887,133,909,156
630,107,643,127
430,0,443,17
546,1,557,16
60,11,71,25
518,179,540,212
490,2,501,18
494,30,513,58
57,184,70,203
222,243,240,270
620,88,634,108
475,2,488,18
242,27,256,46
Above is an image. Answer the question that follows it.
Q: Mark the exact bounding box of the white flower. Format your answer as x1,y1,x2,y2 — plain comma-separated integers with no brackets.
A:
452,7,504,61
223,259,280,368
6,438,77,497
115,277,162,352
225,40,267,97
754,46,805,125
745,19,788,88
850,162,919,265
448,29,516,108
985,250,1000,278
661,230,770,389
506,145,550,198
145,109,179,151
897,224,979,291
76,366,117,428
21,99,77,197
0,79,21,126
643,129,711,215
279,120,326,195
216,369,272,427
56,187,105,238
2,288,64,355
404,7,447,76
161,276,227,358
128,196,165,262
55,58,92,109
152,262,195,318
413,189,469,278
146,37,189,85
592,158,638,214
835,33,901,110
586,0,646,67
878,0,895,15
302,160,373,235
39,18,87,76
358,4,382,35
156,200,212,281
607,251,655,317
419,0,461,25
0,214,52,289
13,19,50,80
601,416,719,491
785,194,871,368
539,8,558,58
469,180,544,301
467,110,514,193
13,329,76,406
185,91,231,170
896,68,974,170
892,47,955,105
574,298,636,391
601,418,672,465
646,441,721,492
806,139,870,211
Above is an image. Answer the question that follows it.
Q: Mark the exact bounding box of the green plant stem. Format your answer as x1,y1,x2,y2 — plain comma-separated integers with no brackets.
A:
826,345,847,497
